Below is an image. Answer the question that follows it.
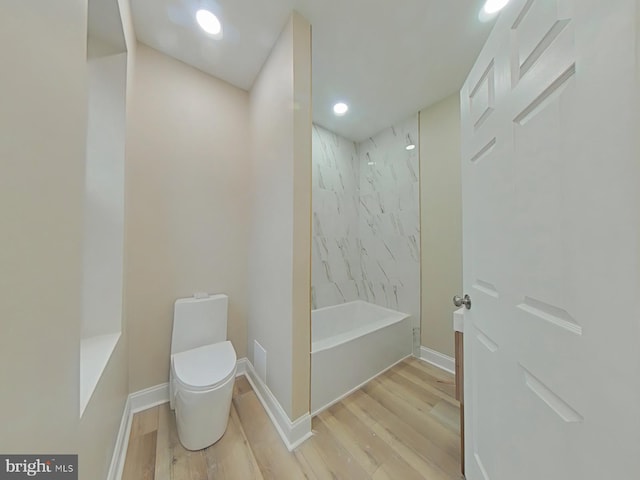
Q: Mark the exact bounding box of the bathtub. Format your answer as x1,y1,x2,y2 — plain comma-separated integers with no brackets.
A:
310,300,413,415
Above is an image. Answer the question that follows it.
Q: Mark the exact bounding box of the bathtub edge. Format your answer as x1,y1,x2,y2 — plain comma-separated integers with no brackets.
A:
310,353,412,417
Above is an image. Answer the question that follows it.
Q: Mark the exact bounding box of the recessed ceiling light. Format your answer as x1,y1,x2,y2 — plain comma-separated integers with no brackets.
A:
482,0,510,14
333,103,349,116
196,9,222,35
405,144,416,151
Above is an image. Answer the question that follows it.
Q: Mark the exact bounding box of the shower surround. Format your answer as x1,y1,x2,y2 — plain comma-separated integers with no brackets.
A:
311,117,420,344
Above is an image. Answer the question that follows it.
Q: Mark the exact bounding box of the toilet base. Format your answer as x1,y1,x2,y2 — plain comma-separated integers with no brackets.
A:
173,368,236,451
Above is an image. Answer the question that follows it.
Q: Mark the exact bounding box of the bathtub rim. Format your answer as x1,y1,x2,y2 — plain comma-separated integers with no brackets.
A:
311,299,409,319
311,300,410,354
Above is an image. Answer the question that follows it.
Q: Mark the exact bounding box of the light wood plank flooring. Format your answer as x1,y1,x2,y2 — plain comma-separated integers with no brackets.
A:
121,357,463,480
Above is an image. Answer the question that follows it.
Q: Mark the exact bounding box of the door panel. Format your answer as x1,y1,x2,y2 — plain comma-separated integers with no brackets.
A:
461,1,640,479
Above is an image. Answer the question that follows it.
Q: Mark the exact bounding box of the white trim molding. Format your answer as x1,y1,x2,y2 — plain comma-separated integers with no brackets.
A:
130,382,170,414
235,357,248,377
243,360,313,451
107,383,169,480
106,395,131,480
419,346,455,374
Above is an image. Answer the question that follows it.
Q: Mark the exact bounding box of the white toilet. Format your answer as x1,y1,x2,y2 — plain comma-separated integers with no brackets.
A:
170,293,237,451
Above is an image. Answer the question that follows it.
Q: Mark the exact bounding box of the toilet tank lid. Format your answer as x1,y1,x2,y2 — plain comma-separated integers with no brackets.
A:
172,341,236,388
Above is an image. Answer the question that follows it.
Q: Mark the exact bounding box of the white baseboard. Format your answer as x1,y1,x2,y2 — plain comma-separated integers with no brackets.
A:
106,395,131,480
419,346,455,374
107,383,169,480
243,360,313,451
107,358,251,480
235,357,248,376
130,382,170,414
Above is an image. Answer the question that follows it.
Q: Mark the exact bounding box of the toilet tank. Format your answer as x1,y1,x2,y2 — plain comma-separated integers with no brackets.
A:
171,294,228,355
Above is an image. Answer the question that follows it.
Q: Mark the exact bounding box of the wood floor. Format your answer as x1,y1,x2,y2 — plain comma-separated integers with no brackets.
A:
121,357,463,480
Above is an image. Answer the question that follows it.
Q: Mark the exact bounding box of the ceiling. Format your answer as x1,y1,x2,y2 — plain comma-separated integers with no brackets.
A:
131,0,496,142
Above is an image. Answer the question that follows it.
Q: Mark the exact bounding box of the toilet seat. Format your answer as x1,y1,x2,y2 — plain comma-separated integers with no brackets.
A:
172,341,236,392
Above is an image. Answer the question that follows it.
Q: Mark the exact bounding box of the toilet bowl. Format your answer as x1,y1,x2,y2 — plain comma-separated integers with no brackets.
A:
170,294,237,450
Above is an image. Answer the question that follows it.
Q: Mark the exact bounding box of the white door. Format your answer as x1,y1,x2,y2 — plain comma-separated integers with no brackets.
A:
460,0,640,478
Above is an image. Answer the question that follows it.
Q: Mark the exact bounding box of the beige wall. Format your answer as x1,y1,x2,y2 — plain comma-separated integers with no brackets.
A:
419,94,462,357
126,43,251,392
1,2,310,475
248,12,312,420
0,1,130,478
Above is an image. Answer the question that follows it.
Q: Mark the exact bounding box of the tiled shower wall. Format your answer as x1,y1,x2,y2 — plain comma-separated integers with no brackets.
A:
311,124,361,306
357,116,420,324
312,117,420,334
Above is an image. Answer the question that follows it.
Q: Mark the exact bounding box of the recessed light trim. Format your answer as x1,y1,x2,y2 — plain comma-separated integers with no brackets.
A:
482,0,510,14
405,144,416,151
333,102,349,116
196,9,222,36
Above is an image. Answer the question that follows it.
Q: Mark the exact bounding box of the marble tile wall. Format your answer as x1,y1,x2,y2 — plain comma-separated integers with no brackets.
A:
357,116,421,335
312,116,421,340
311,124,361,309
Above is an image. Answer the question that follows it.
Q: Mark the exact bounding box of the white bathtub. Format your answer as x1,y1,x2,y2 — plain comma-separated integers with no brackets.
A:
310,300,413,415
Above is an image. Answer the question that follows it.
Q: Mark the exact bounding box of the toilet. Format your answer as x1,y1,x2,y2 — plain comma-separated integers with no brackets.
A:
170,293,237,451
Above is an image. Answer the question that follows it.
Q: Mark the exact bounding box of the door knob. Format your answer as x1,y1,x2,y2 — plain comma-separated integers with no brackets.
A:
453,294,472,310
